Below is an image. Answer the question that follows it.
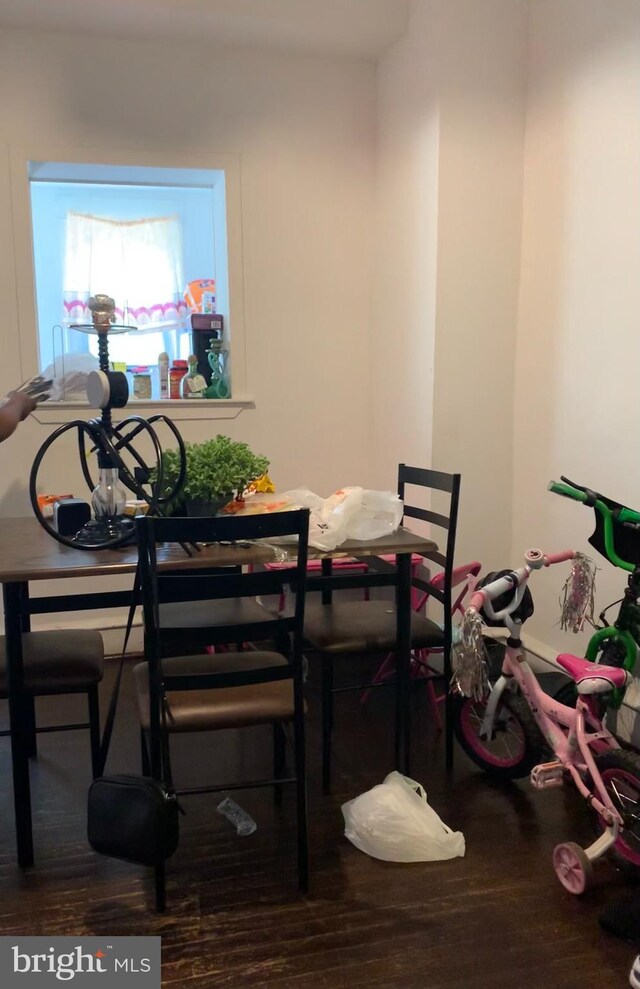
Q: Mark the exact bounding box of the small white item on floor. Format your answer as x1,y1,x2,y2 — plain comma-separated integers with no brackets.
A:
217,796,257,836
341,771,465,862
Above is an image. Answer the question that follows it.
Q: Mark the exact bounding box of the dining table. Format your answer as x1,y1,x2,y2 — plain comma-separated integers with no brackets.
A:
0,516,439,867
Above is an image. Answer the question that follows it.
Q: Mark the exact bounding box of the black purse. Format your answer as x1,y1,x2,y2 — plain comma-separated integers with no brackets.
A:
87,773,179,867
87,569,180,867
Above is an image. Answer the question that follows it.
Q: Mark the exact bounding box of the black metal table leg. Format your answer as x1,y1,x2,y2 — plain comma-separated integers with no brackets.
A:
19,583,37,760
395,553,412,775
321,557,333,604
3,581,34,867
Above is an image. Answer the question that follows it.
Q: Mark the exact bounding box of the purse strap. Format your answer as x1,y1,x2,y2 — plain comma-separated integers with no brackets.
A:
95,563,142,777
96,558,179,800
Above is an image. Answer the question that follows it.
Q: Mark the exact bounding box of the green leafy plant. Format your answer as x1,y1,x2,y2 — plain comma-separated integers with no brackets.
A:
158,434,270,508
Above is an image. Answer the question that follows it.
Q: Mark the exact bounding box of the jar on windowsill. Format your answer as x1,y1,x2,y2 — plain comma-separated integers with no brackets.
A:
169,360,189,399
132,366,152,400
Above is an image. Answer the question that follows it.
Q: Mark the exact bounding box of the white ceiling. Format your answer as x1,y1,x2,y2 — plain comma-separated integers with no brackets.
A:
0,0,409,58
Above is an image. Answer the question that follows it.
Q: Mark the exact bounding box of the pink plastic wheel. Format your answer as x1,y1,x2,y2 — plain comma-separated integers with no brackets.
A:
552,842,593,894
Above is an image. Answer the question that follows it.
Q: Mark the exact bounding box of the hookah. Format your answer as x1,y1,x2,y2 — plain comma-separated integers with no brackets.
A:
204,336,231,400
29,294,188,550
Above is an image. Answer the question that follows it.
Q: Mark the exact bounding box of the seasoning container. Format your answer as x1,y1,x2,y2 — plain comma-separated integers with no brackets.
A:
132,366,152,400
182,354,207,399
169,359,188,399
158,351,169,400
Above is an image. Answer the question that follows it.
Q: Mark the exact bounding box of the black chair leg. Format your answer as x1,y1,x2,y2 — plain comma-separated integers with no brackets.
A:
24,695,37,760
87,686,101,778
293,704,308,894
140,729,151,776
273,722,286,807
154,862,166,912
321,657,334,795
445,691,454,774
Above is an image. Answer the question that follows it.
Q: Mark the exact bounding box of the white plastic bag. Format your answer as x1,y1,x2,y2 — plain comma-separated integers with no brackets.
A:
279,487,403,550
341,771,465,862
281,486,362,550
345,489,404,542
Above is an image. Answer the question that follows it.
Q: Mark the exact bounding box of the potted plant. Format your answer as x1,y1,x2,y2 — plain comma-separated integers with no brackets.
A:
157,435,270,516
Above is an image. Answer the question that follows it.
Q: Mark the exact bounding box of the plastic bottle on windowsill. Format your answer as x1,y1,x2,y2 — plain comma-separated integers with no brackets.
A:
217,797,257,836
158,352,169,400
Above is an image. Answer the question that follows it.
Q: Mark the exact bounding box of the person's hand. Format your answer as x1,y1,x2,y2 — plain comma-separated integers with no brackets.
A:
6,390,37,420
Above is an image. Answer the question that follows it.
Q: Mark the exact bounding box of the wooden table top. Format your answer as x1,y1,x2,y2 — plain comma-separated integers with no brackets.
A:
0,517,438,583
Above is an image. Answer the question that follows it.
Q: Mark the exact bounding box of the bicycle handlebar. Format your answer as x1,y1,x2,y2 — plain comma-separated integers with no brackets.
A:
468,549,576,620
548,478,635,572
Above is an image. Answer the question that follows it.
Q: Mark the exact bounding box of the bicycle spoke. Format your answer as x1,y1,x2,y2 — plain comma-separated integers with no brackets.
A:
610,781,639,811
472,706,520,751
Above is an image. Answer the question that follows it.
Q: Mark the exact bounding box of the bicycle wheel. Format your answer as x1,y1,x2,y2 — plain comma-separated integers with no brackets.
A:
591,749,640,877
452,691,544,781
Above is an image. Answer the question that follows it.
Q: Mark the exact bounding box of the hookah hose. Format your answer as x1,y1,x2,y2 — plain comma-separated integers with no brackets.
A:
29,414,187,551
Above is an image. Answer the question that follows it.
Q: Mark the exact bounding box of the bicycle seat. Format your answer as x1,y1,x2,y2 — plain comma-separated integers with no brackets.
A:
556,654,629,694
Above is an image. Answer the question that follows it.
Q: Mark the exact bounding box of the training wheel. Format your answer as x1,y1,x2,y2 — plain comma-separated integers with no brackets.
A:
552,841,593,894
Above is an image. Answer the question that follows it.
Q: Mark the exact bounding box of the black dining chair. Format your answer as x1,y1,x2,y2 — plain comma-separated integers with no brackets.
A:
0,629,104,776
132,509,310,911
303,465,461,790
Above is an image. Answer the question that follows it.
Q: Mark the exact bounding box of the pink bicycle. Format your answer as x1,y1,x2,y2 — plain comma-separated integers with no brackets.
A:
451,548,640,894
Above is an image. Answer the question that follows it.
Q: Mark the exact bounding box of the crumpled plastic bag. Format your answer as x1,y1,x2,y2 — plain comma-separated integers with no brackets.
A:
341,771,465,862
41,353,99,401
280,486,403,550
220,486,404,551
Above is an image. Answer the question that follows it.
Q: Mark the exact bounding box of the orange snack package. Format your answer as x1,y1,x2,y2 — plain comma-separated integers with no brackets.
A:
184,279,216,314
37,494,74,519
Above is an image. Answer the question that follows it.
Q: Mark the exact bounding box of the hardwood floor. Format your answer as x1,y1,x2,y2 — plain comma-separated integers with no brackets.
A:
0,657,635,988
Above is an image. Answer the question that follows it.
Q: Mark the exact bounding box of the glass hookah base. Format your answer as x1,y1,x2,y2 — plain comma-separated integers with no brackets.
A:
74,516,137,547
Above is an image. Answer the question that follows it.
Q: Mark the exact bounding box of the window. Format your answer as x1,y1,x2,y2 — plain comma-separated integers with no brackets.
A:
26,160,237,406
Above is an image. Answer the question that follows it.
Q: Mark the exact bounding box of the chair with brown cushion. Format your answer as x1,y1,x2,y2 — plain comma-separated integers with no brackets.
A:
0,629,104,777
303,465,461,791
132,509,310,911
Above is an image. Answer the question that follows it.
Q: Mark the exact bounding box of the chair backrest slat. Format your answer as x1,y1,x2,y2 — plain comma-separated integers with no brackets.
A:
398,465,456,494
149,511,305,544
165,665,292,692
156,569,294,607
402,505,450,530
422,549,447,569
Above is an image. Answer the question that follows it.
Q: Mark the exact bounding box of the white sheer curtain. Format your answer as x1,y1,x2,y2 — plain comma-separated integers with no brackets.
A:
62,211,187,330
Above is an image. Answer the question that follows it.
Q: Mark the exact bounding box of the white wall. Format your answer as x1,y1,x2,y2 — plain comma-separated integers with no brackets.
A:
373,0,527,571
0,28,377,520
513,0,640,651
370,0,440,492
432,0,527,570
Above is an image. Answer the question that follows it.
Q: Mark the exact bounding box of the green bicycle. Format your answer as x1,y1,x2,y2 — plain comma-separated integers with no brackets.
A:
549,476,640,709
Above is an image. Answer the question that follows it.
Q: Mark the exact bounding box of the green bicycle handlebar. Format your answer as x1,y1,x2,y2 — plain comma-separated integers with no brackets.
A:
548,479,635,572
548,479,588,505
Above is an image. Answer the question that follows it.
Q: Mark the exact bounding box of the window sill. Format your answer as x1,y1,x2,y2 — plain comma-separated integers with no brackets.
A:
32,398,255,425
